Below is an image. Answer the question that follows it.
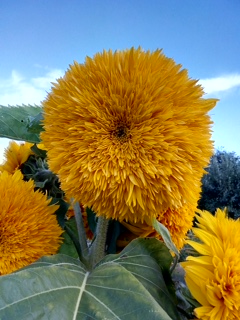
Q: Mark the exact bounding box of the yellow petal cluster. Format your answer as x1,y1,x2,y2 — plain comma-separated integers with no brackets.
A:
41,47,217,223
122,204,196,249
0,170,62,275
182,209,240,320
0,140,34,174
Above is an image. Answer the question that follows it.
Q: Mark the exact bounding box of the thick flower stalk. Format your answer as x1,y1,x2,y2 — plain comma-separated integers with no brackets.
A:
182,209,240,320
41,47,217,223
0,140,34,174
0,170,62,275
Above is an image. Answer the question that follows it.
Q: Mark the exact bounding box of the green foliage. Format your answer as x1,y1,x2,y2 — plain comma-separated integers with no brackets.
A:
27,112,44,135
152,219,179,258
58,218,79,259
106,219,125,254
0,105,42,142
198,150,240,218
0,239,180,320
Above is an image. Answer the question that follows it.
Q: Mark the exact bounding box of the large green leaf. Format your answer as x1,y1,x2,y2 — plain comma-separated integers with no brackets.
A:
101,238,179,319
0,105,42,142
0,239,179,319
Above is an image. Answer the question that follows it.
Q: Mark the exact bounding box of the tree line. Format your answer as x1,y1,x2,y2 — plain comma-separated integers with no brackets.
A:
198,150,240,219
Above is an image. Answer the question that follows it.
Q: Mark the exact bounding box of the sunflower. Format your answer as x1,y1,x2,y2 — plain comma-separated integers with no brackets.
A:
121,203,196,249
0,170,62,275
181,209,240,320
0,140,34,174
41,47,217,223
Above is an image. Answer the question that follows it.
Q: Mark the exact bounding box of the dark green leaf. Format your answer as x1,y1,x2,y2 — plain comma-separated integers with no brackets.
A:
106,219,125,254
58,228,79,259
50,198,69,228
0,105,42,142
58,217,82,259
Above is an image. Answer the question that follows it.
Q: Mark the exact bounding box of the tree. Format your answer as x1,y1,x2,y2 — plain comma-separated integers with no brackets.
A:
198,150,240,219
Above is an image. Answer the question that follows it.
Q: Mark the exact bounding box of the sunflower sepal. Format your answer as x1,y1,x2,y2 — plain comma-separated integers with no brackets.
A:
152,218,180,258
30,142,47,158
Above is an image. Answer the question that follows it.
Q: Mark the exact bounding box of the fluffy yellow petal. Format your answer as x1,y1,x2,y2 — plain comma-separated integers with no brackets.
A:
0,170,62,275
182,209,240,320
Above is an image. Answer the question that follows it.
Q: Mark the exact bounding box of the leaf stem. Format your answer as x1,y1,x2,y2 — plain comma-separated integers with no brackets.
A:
170,255,178,274
73,201,89,261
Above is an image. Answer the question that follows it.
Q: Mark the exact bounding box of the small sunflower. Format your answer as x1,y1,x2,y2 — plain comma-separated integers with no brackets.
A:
0,140,34,174
121,203,196,249
181,209,240,320
0,170,62,275
41,47,217,223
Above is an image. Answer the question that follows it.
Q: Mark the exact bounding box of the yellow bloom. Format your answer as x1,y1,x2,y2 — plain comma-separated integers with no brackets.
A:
41,47,217,223
122,204,196,249
37,143,46,150
0,170,62,275
181,209,240,320
0,140,34,174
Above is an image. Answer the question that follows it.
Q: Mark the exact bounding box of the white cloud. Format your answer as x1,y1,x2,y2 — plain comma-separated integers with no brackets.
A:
31,70,64,89
0,69,64,106
199,74,240,95
0,68,64,162
2,69,240,104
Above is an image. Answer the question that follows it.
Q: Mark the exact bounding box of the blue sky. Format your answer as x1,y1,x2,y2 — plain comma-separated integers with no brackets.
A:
0,0,240,160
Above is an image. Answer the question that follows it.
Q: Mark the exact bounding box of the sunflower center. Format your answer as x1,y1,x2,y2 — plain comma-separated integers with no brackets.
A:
116,126,127,138
113,124,131,142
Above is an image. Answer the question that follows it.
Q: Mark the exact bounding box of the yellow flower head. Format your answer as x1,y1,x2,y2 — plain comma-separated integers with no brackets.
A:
0,170,62,275
181,209,240,320
122,203,196,249
0,140,34,174
41,47,217,223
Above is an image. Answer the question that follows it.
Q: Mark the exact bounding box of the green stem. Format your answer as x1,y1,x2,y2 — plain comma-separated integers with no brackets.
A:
90,216,109,268
170,255,178,274
73,201,89,261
